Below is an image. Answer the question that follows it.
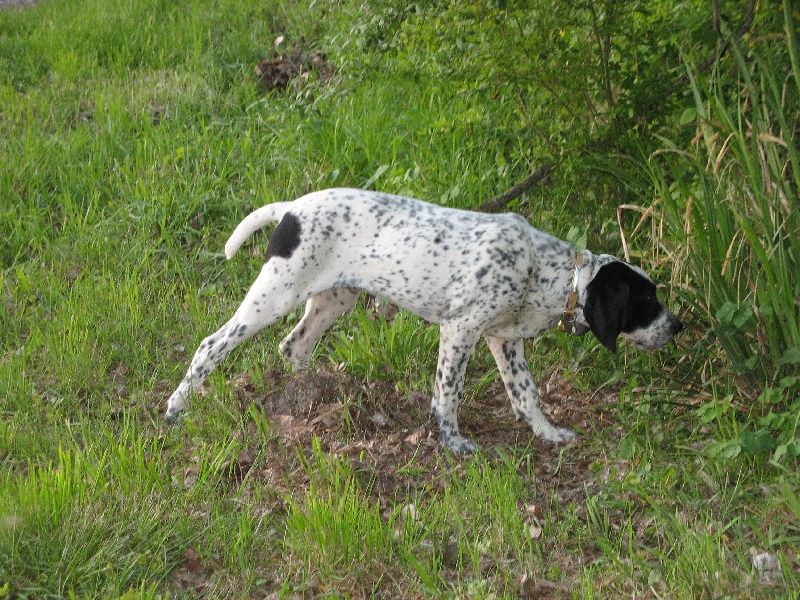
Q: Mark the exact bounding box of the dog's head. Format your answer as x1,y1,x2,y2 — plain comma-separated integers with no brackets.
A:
582,261,682,353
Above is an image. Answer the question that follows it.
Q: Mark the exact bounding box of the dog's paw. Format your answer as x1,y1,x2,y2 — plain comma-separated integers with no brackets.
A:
164,407,184,424
536,425,578,443
441,434,480,455
289,359,312,373
516,412,578,443
164,395,186,424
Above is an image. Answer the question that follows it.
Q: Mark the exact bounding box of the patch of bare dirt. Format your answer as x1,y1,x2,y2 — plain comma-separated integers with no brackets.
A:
254,44,335,93
231,364,622,506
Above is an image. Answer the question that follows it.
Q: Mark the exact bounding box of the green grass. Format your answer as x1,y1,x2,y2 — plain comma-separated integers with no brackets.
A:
1,0,799,597
325,307,441,393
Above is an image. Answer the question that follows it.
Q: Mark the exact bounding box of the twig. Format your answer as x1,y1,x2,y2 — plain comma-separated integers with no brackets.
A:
478,163,554,213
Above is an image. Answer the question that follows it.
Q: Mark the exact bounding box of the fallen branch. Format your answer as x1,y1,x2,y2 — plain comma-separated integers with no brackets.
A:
478,162,553,213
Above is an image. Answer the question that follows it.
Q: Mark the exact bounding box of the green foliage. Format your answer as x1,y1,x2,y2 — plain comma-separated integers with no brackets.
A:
326,307,440,392
643,5,799,403
698,384,800,463
590,2,799,463
333,0,757,152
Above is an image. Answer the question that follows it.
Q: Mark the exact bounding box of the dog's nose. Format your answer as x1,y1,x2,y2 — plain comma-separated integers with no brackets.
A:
671,317,683,336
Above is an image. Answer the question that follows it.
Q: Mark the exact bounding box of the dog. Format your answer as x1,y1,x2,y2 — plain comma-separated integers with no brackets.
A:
165,188,682,453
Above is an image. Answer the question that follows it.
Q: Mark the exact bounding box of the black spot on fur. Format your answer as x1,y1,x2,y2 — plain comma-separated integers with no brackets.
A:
266,212,302,259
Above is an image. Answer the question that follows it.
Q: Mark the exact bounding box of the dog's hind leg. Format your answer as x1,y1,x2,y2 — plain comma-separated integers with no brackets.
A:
485,336,577,443
165,262,308,422
279,288,360,371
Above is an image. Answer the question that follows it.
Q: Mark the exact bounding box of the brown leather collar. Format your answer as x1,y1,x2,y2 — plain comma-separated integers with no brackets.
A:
558,252,585,334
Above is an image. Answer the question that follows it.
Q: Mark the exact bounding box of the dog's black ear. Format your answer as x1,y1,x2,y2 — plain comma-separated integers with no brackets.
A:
584,264,630,353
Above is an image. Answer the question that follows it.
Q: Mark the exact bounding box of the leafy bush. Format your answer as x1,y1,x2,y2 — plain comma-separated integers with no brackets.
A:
628,4,800,458
652,4,799,390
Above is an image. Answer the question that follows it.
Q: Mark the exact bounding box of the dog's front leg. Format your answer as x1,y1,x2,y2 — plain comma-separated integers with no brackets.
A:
486,336,577,443
431,321,483,454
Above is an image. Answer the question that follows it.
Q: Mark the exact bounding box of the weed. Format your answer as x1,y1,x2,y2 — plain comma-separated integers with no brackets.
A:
326,306,439,393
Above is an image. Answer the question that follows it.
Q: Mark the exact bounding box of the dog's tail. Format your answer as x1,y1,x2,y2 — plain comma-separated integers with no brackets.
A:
224,202,292,259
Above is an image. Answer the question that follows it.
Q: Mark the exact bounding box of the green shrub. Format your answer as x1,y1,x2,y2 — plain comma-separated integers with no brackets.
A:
655,5,798,389
634,5,800,458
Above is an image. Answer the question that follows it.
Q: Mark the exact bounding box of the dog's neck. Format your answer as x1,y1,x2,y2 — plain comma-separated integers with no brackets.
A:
558,250,587,334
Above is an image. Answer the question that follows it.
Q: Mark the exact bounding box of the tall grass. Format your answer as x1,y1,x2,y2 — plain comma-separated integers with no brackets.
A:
0,435,188,597
284,442,543,596
326,307,440,392
284,439,392,591
646,5,799,400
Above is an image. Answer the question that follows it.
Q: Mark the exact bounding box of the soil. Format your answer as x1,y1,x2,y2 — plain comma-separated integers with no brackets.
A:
191,362,626,596
227,363,621,506
254,47,335,93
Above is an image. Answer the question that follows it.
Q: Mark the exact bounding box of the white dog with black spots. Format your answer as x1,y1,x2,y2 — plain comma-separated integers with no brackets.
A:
165,188,682,454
